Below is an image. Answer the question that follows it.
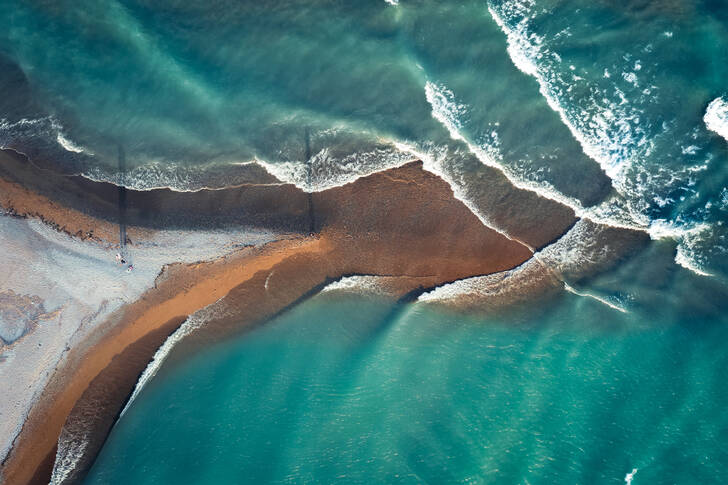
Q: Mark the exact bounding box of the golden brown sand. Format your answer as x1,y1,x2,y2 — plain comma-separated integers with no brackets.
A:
0,152,571,484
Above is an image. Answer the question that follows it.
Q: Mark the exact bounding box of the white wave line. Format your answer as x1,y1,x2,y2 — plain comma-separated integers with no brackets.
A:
486,4,645,195
391,140,535,252
563,282,628,313
118,300,222,419
419,79,715,277
422,81,642,231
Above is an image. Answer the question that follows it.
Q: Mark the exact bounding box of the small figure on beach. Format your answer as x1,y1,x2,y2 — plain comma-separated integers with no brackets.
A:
115,253,122,264
126,264,133,273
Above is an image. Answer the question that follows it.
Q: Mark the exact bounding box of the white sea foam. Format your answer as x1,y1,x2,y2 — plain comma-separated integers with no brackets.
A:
704,97,728,142
392,140,531,248
80,144,414,193
427,4,718,277
49,118,91,154
255,145,414,192
51,428,89,485
417,258,553,305
672,225,715,277
52,302,227,484
0,117,48,130
484,1,697,243
422,82,645,229
625,468,638,484
118,302,225,419
55,133,85,153
563,282,628,313
321,275,390,296
419,220,631,309
1,116,92,156
421,80,717,279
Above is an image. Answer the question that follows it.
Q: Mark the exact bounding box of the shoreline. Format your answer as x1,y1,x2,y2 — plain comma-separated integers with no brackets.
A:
0,150,569,484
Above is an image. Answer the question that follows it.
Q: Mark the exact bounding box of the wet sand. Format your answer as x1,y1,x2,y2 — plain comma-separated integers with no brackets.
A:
0,147,574,484
1,144,651,484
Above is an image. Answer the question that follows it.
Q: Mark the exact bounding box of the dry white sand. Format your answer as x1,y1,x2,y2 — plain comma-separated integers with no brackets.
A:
0,213,279,463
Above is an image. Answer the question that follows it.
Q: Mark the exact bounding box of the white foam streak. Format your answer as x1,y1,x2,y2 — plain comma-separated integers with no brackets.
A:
56,132,86,153
119,302,223,419
625,468,638,485
255,146,414,192
421,79,714,277
418,220,633,308
392,140,531,249
423,82,637,229
321,275,389,296
486,3,655,223
704,97,728,142
51,437,88,485
563,282,628,313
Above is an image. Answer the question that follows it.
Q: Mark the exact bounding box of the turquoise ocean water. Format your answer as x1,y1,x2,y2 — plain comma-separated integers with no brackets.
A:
1,0,728,483
86,242,728,484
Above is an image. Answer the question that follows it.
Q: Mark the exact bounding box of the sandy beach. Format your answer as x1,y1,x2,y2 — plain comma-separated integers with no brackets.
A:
0,147,647,484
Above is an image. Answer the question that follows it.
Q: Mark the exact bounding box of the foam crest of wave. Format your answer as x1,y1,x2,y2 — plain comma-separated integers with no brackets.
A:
486,1,656,221
80,160,261,192
392,140,528,246
119,301,227,419
256,144,415,192
419,220,634,311
704,97,728,142
419,79,715,276
51,424,90,485
321,276,390,296
1,116,92,155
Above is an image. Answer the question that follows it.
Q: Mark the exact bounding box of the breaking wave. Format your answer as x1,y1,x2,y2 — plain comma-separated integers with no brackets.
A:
419,219,642,310
255,144,415,192
705,97,728,142
321,275,392,296
119,301,227,419
418,80,715,276
486,0,656,217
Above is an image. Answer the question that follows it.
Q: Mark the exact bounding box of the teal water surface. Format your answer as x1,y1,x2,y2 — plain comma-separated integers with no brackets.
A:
86,244,728,484
1,0,727,274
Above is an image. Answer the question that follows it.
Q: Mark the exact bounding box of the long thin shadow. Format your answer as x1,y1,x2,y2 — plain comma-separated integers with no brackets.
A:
304,127,316,234
117,145,128,256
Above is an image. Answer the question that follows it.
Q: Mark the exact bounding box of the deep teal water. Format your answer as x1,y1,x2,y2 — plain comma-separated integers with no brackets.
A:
85,243,728,484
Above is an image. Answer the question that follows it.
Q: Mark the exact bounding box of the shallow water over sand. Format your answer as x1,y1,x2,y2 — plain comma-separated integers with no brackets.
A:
86,242,728,484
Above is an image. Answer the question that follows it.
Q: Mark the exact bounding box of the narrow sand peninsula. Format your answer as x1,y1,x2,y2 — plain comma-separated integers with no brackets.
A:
0,148,650,484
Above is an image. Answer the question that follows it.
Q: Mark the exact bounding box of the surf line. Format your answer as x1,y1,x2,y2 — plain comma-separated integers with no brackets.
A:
563,282,628,313
418,80,715,279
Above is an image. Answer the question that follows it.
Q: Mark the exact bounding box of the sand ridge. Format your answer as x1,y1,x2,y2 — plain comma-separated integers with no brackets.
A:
0,150,574,484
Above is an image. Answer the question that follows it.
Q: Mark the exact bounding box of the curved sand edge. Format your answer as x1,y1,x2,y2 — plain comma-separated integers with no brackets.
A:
1,159,545,484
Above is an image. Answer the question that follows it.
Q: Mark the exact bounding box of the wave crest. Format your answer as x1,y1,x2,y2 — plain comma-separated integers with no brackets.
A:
704,97,728,142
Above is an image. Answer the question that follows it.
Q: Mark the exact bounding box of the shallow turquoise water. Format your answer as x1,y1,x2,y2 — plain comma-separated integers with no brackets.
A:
86,244,728,484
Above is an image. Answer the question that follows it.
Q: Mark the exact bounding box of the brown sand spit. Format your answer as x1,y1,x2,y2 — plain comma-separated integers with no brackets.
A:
0,152,574,484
